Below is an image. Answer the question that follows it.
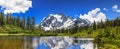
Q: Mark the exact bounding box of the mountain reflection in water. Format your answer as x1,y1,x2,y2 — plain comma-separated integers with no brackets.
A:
33,36,94,49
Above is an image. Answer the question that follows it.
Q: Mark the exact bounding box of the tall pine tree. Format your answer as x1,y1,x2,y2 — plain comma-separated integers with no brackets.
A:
17,16,20,27
13,17,17,26
0,12,5,26
32,16,35,31
22,15,26,29
6,13,12,25
93,21,96,30
27,16,31,30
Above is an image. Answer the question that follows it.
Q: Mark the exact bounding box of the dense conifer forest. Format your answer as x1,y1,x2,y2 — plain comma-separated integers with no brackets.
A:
0,12,40,35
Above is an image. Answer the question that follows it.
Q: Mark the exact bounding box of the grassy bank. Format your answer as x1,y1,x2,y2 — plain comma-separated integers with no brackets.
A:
0,25,41,36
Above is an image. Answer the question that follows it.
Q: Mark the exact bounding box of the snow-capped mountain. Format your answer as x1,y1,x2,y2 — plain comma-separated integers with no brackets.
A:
40,14,91,31
40,14,74,31
74,18,91,27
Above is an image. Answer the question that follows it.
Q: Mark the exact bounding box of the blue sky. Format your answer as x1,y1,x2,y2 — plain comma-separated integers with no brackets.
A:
0,0,120,25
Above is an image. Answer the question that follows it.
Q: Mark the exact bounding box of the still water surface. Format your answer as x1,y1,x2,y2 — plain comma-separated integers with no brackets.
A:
0,36,94,49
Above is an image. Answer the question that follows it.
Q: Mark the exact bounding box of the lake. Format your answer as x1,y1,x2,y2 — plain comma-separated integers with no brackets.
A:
0,36,95,49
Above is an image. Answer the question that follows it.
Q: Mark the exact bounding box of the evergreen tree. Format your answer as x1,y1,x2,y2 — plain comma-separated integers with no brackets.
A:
93,21,96,30
100,19,104,28
0,12,5,26
22,15,26,29
0,13,1,26
32,16,35,31
27,16,31,30
69,20,79,33
118,17,120,26
78,27,81,32
114,17,120,26
105,19,110,28
17,16,20,27
74,21,78,33
61,28,64,33
6,13,12,25
13,17,17,26
20,20,23,28
6,13,9,24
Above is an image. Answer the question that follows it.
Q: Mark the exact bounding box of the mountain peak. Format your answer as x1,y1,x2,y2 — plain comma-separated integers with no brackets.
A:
40,14,74,31
40,14,91,31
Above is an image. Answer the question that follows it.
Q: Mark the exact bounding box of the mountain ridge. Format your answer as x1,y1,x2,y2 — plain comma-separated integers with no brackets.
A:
40,14,91,31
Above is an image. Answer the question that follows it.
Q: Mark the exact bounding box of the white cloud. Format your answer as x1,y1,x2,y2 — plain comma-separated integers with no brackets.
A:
103,8,108,11
80,8,106,23
112,5,120,13
0,0,32,14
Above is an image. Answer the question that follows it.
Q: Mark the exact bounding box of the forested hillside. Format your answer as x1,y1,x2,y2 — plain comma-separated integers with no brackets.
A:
0,12,40,35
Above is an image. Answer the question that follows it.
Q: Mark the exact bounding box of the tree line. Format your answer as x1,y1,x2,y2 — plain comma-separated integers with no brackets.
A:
74,17,120,33
0,12,35,31
41,16,120,34
93,17,120,30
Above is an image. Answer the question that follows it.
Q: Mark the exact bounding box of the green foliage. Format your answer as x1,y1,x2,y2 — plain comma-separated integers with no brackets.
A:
0,12,40,35
0,12,5,26
22,15,26,29
102,44,117,49
93,21,96,30
27,16,31,30
17,16,20,27
31,16,35,31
